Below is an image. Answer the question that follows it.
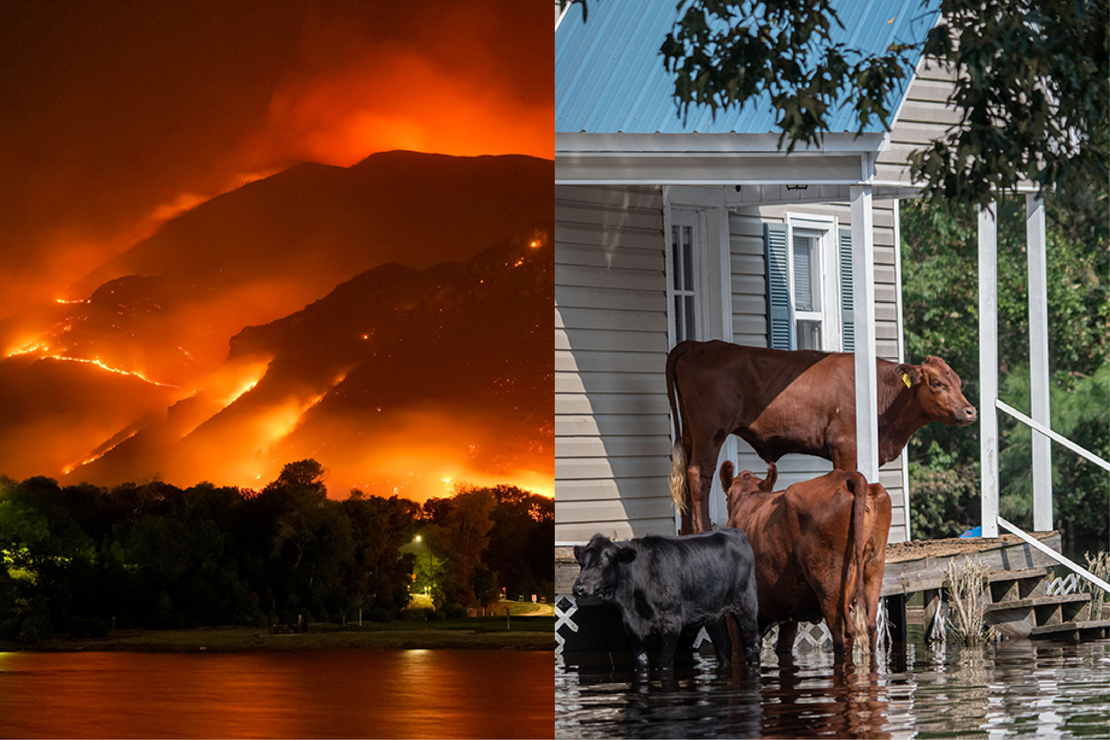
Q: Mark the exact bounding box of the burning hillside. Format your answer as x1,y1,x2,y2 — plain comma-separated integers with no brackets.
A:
0,152,553,500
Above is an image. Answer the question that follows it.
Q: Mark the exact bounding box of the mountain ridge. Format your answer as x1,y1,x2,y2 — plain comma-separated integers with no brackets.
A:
0,151,553,497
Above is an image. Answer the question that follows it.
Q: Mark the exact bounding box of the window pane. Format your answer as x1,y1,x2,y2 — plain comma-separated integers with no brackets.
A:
671,225,681,290
796,319,822,350
674,295,684,342
681,226,694,291
684,295,696,340
792,235,820,312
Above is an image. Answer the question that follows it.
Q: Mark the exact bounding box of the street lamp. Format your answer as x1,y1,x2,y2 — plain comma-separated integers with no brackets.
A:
413,535,432,597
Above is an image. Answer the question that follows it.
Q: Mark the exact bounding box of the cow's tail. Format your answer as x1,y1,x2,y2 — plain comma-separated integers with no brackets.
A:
848,471,871,657
666,342,691,514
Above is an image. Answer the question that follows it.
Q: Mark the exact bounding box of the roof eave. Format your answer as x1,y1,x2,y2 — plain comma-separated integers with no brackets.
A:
557,131,891,154
556,131,891,185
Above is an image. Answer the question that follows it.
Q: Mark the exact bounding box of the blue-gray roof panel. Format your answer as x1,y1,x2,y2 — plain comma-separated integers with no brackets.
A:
556,0,941,135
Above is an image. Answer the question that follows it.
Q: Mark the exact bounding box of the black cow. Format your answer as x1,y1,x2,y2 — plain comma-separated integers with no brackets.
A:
572,530,761,670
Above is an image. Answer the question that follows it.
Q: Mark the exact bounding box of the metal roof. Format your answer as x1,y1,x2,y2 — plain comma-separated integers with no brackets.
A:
555,0,941,136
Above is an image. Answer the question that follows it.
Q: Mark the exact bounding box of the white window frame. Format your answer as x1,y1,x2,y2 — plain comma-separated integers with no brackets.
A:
785,213,843,352
665,207,709,346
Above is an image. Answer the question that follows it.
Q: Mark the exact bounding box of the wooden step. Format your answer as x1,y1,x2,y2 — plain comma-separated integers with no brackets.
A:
983,593,1092,639
1030,619,1110,641
985,567,1053,603
983,593,1092,614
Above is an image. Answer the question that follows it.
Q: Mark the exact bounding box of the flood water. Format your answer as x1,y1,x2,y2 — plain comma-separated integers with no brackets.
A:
0,649,554,739
556,639,1110,738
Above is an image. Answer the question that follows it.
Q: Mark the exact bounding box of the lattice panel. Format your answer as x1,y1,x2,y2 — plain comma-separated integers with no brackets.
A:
1047,574,1079,596
554,595,578,655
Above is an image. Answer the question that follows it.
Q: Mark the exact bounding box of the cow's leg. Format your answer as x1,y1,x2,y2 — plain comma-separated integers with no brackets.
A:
864,564,885,667
726,612,740,660
730,611,761,667
680,505,693,536
705,618,732,669
830,447,857,471
827,617,852,660
687,439,722,533
822,597,856,663
658,631,679,671
808,565,857,663
775,621,798,655
627,633,650,671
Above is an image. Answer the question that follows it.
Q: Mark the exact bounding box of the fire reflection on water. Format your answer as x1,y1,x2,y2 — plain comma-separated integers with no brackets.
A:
0,649,554,739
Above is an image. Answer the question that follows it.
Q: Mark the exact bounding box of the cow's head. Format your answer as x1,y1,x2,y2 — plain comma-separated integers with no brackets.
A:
903,356,977,426
572,534,635,601
721,461,777,519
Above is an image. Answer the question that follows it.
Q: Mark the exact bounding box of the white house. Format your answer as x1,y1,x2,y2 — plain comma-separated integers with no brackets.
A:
555,0,960,547
552,0,1108,654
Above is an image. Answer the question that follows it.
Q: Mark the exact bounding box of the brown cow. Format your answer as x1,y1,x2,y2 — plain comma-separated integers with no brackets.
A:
667,341,975,533
722,461,891,664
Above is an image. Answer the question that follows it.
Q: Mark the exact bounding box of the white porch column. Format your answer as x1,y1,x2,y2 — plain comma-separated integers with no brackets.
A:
1026,194,1053,531
979,201,1000,538
850,185,879,483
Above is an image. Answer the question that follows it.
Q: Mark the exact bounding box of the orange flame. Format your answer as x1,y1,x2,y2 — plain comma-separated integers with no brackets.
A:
43,356,178,388
63,430,140,475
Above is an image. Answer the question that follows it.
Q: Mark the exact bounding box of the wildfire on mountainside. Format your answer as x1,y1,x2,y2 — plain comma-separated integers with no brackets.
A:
0,0,554,504
42,356,178,388
0,225,554,502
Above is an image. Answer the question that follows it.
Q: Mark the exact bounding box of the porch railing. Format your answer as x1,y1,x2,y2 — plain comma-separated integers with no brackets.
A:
996,399,1110,473
993,398,1110,595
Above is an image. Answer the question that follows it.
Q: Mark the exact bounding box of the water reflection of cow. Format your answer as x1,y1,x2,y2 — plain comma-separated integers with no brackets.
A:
666,341,976,534
757,655,891,739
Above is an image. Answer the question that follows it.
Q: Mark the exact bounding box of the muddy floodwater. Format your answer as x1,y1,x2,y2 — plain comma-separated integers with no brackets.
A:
556,638,1110,738
0,649,554,739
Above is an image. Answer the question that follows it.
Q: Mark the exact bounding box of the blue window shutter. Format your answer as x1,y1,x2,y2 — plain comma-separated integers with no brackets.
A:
839,227,854,352
764,223,794,349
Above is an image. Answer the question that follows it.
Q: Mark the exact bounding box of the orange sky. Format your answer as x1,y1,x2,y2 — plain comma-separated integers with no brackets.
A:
0,1,554,500
0,1,554,318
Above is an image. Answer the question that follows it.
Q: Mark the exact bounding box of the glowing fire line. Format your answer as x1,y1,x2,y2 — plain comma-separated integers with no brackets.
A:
8,341,49,357
64,430,140,474
45,356,178,387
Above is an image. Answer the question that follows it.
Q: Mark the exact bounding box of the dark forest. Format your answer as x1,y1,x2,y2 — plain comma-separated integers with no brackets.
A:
0,459,554,644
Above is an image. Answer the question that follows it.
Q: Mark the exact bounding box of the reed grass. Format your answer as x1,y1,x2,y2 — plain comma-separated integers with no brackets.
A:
1081,551,1109,621
945,558,990,644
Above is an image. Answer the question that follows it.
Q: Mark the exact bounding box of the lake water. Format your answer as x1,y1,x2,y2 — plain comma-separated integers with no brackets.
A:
0,649,554,739
556,638,1110,738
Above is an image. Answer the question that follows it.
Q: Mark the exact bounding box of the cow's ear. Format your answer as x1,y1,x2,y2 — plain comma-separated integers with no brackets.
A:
761,462,778,492
615,545,637,564
898,364,922,389
573,545,583,563
719,460,735,490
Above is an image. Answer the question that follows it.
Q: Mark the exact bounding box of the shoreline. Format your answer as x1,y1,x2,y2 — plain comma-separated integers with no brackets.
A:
0,619,556,654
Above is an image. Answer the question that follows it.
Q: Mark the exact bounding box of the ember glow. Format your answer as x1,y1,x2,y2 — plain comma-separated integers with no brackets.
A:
44,357,178,388
0,2,553,501
63,431,140,476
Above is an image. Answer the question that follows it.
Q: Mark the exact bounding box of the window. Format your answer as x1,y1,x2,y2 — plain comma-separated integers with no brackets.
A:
669,210,700,344
791,231,824,350
765,215,854,351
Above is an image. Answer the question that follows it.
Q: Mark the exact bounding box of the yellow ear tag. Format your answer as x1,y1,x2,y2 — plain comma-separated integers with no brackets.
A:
902,373,912,389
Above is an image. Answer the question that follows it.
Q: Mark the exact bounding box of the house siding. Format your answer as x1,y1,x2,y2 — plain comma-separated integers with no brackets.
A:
555,184,674,543
877,57,962,187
